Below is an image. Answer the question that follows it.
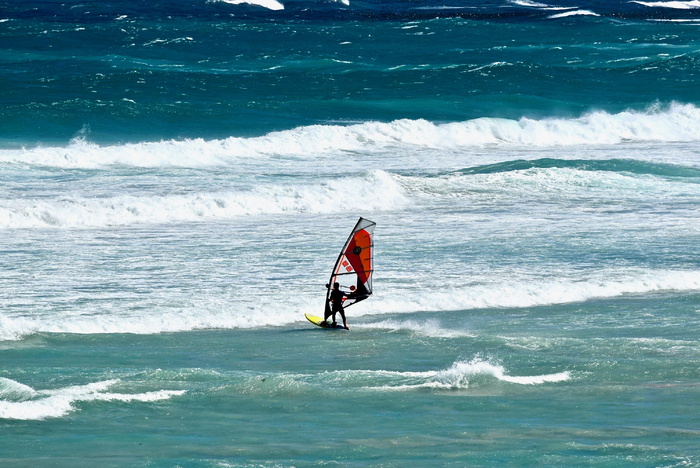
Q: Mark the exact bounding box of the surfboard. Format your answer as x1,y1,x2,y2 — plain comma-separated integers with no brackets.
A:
305,313,348,329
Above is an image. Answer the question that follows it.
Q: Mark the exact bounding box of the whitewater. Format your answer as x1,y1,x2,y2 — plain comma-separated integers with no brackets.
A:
3,0,700,465
3,105,700,465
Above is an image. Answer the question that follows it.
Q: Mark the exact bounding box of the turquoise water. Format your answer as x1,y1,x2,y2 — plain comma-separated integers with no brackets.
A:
3,298,700,465
2,0,700,466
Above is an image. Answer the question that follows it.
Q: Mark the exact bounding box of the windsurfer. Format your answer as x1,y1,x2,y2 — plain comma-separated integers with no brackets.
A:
325,282,349,330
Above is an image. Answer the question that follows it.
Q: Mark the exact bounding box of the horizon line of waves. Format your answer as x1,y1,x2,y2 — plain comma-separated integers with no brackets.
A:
3,102,700,169
0,377,185,420
0,170,407,230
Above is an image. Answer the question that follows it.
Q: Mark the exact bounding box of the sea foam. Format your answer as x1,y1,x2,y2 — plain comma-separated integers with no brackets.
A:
0,378,185,420
3,269,698,341
210,0,284,10
362,358,570,391
371,269,700,316
549,10,600,18
264,358,570,393
2,103,700,169
358,318,475,338
0,170,406,229
632,1,700,9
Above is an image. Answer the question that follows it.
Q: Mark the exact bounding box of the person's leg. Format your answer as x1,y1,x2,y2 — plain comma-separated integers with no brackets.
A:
330,305,338,326
338,307,348,329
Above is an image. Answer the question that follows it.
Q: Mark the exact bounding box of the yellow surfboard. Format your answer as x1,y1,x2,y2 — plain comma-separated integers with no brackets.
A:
305,313,347,330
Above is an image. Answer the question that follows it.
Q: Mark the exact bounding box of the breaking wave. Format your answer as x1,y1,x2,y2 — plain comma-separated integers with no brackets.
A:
632,1,700,9
2,269,699,341
0,377,185,420
211,0,285,10
373,270,700,315
0,170,406,229
356,358,570,391
236,358,570,394
548,9,600,18
2,103,700,169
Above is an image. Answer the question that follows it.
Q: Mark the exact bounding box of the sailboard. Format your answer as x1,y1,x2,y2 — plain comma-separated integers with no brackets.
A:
309,217,375,329
305,313,347,329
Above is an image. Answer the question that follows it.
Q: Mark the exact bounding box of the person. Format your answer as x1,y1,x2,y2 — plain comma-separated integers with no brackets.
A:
326,282,349,330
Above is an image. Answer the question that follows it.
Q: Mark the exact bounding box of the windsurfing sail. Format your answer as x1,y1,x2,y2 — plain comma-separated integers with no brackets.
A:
324,217,376,318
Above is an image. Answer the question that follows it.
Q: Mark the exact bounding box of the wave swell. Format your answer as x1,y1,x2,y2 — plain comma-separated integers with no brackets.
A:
2,103,700,169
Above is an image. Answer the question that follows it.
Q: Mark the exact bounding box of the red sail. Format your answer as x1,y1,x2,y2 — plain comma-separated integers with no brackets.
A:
324,218,375,317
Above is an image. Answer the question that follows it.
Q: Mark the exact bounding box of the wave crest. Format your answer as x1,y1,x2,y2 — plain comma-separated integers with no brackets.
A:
0,170,406,229
3,103,700,169
4,269,697,341
361,358,570,391
0,378,185,420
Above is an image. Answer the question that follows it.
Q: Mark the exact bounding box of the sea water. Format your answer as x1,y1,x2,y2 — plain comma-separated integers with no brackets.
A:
2,0,700,466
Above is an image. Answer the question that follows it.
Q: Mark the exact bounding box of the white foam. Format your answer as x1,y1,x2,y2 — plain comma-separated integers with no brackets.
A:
359,318,475,338
509,0,572,10
212,0,284,10
2,163,694,231
371,269,700,315
549,9,600,18
434,359,570,387
0,378,185,420
0,377,38,400
3,103,700,169
2,269,699,341
511,0,551,7
400,166,700,202
0,287,320,340
632,0,700,8
365,358,570,390
0,170,407,229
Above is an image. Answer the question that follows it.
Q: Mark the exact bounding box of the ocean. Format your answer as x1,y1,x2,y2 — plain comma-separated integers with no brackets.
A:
2,0,700,466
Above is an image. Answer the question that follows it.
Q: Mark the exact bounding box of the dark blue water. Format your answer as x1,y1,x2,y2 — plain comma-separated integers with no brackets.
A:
2,0,699,144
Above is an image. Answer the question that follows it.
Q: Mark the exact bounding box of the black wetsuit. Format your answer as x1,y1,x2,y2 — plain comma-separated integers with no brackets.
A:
327,286,348,326
330,287,346,312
